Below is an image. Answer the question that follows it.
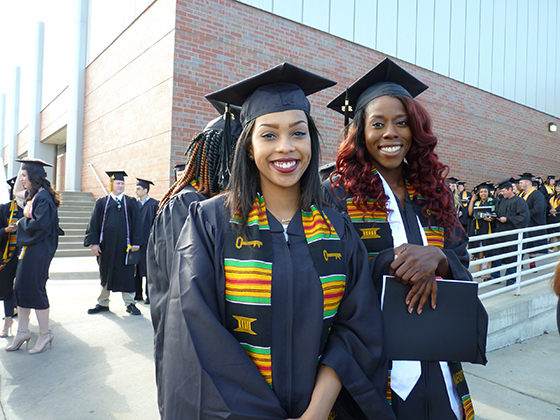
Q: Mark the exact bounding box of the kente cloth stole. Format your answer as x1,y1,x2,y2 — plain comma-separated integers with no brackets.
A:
346,169,444,258
189,179,199,190
224,194,346,386
0,199,19,269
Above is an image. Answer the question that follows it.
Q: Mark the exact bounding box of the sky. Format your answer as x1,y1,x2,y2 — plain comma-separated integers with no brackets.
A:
0,0,74,134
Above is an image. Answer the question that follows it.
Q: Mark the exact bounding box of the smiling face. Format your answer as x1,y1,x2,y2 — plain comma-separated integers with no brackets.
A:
363,96,412,173
112,180,125,195
249,109,311,197
478,188,489,201
20,169,31,190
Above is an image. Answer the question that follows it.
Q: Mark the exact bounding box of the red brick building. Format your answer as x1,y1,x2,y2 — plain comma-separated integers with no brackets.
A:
14,0,560,199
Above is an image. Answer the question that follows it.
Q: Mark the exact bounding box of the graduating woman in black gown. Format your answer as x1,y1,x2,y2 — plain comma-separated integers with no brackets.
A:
160,63,395,420
5,159,59,354
323,58,486,420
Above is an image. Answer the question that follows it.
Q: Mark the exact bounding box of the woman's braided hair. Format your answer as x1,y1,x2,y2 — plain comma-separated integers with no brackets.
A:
159,128,236,210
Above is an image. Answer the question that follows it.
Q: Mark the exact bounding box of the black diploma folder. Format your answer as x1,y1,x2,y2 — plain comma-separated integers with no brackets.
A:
125,249,139,265
381,275,481,362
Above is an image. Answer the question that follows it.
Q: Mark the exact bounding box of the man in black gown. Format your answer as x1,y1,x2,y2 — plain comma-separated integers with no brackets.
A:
133,178,159,304
84,171,143,315
518,173,547,268
491,178,529,284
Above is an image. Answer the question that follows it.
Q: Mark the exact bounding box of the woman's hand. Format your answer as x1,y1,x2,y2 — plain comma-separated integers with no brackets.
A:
130,245,140,252
390,244,450,314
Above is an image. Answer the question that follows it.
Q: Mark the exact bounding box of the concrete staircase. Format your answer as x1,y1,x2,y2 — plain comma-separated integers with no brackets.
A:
56,191,95,257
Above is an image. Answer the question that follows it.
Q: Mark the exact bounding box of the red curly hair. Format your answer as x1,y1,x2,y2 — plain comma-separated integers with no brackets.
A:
331,95,458,234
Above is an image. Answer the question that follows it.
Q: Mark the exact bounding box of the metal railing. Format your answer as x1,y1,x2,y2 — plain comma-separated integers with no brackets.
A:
467,222,560,298
87,163,108,196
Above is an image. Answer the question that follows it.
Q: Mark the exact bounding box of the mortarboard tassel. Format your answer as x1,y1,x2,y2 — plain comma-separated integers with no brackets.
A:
343,88,350,127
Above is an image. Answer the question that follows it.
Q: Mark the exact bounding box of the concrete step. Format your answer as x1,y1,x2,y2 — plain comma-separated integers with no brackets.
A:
59,235,85,243
58,191,95,199
57,241,86,250
55,248,93,257
59,222,89,230
59,210,94,218
58,204,94,212
58,216,91,223
48,255,99,280
62,228,86,236
482,280,557,351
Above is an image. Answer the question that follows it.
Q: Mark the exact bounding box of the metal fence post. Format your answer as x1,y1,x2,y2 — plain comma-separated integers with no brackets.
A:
515,230,523,295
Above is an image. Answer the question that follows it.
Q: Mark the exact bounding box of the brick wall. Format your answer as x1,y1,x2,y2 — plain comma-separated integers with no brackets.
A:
173,0,560,191
82,0,176,200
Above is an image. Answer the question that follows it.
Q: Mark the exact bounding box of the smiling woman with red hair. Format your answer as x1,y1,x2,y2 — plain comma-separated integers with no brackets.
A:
323,58,486,420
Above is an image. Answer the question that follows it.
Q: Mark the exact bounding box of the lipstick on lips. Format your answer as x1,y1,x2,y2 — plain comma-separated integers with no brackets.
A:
271,158,299,173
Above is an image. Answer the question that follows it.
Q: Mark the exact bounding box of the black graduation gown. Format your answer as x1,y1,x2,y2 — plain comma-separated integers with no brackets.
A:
84,195,142,292
146,184,207,417
161,195,394,420
137,197,159,277
323,180,485,420
494,196,529,264
15,190,59,309
0,201,23,300
469,198,495,253
546,195,560,232
522,189,547,253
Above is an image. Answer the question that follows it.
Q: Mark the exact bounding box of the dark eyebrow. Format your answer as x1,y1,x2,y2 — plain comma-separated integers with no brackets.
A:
257,120,308,129
369,113,407,120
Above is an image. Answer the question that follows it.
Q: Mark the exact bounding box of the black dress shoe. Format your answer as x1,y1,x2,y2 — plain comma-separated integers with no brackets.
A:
126,304,141,315
88,304,109,314
134,295,144,301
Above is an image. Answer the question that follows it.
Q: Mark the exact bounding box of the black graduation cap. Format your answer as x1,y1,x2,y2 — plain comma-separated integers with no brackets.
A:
495,178,514,190
6,176,17,189
327,58,428,122
546,175,556,180
447,177,459,184
319,161,336,182
16,157,53,177
106,171,127,181
457,181,466,186
518,173,534,181
136,178,154,190
205,62,336,127
173,164,186,182
474,182,492,193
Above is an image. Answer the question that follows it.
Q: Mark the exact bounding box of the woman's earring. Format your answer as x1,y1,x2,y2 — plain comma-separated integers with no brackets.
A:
248,155,254,161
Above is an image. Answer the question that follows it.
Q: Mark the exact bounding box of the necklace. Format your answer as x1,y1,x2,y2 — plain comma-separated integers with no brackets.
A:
281,218,291,223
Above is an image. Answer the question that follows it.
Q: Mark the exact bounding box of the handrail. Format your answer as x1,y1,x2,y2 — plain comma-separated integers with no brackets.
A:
87,163,108,196
468,222,560,298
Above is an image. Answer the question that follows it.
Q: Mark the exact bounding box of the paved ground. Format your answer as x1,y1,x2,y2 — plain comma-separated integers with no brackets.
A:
0,257,558,419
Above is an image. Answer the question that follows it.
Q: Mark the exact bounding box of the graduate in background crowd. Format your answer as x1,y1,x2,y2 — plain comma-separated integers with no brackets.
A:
160,63,393,419
518,173,547,269
134,178,159,304
0,177,23,338
490,178,529,283
547,181,560,250
456,181,470,233
85,171,143,316
147,99,241,417
468,182,495,279
324,58,483,420
6,159,60,354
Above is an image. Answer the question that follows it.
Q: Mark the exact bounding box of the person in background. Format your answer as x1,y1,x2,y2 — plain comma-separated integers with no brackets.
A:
0,177,23,337
546,181,560,251
468,182,495,280
540,175,555,200
518,173,547,269
457,181,471,234
552,260,560,333
6,159,59,354
148,99,242,417
324,58,482,420
490,178,529,284
84,171,143,316
133,178,159,304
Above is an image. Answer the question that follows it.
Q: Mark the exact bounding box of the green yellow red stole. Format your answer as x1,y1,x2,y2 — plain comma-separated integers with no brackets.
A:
345,168,444,259
1,199,19,268
224,194,346,386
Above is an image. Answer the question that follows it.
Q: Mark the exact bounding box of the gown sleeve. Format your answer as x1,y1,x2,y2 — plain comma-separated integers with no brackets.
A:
161,200,287,420
509,198,529,229
16,194,56,247
84,198,103,247
320,214,396,420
